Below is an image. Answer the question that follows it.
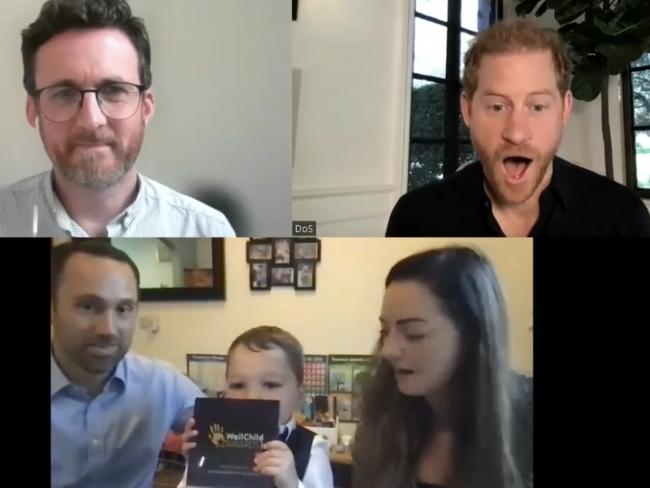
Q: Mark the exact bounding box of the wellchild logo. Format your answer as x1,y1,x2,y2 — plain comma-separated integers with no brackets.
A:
208,424,227,446
208,423,265,449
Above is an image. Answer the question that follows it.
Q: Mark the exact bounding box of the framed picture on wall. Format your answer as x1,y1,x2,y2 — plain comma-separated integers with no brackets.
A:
271,266,295,286
247,238,322,291
295,261,316,290
250,262,271,290
247,238,273,262
273,238,293,265
293,238,321,261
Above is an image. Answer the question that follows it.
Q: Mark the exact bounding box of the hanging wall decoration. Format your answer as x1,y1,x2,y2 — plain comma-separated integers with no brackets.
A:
247,237,321,290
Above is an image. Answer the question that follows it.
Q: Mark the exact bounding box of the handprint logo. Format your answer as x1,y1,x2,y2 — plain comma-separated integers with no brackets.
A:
209,423,227,447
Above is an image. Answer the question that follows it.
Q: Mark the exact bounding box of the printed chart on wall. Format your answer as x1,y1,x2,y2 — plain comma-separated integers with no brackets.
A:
304,354,328,395
328,355,373,421
186,354,227,397
300,354,329,421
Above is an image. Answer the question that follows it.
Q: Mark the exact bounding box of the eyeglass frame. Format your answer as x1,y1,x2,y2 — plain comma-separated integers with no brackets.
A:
31,81,147,123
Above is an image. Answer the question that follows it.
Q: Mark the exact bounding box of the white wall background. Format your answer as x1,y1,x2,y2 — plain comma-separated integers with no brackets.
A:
292,0,411,236
0,0,292,236
131,237,533,377
292,0,649,236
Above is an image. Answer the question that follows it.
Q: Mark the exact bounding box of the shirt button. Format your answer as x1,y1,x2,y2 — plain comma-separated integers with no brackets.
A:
91,439,100,446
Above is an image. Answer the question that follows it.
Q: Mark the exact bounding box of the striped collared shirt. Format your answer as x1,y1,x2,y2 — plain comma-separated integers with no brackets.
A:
0,171,236,237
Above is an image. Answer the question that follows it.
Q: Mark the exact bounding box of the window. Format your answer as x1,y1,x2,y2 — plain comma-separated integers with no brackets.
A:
408,0,501,191
623,52,650,199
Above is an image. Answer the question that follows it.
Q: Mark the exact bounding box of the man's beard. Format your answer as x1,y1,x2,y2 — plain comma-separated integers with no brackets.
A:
47,124,145,190
475,140,557,206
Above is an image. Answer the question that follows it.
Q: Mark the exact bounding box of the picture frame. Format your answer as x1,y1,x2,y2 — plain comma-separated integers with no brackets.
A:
293,238,321,262
247,238,322,291
250,262,271,290
294,260,316,290
246,238,273,262
271,266,295,286
273,238,293,265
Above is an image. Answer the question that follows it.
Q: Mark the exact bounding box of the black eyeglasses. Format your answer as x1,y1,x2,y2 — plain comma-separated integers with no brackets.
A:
34,82,146,122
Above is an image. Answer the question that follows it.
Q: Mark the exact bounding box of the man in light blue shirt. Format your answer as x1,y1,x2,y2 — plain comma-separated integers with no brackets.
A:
3,0,235,237
51,240,205,487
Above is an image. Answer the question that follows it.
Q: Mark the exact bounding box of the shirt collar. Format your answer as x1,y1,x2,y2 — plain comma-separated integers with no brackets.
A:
120,175,146,223
113,355,128,384
280,418,296,437
50,345,127,397
546,156,570,212
41,171,145,234
50,346,70,397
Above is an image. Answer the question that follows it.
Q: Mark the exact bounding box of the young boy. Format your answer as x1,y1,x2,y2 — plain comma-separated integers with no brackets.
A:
178,326,334,488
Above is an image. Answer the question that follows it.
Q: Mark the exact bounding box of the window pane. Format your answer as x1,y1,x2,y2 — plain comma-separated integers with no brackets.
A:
409,143,444,191
636,130,650,190
414,18,447,78
632,70,650,126
458,143,478,170
632,52,650,68
416,0,447,21
411,79,446,139
460,32,475,77
462,0,492,32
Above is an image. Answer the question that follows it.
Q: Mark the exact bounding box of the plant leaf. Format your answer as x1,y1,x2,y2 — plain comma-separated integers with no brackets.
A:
547,0,573,8
516,0,543,17
559,25,599,55
607,8,627,31
611,17,650,38
560,21,610,47
596,42,646,73
594,17,615,36
571,59,604,101
555,2,589,24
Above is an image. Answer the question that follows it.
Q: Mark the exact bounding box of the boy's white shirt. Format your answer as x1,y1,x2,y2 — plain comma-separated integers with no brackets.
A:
177,419,334,488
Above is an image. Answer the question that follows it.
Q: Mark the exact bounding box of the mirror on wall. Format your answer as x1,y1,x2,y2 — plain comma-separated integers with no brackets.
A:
110,238,225,301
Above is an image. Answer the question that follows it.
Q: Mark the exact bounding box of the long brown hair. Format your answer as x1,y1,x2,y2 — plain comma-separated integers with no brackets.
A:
352,247,523,488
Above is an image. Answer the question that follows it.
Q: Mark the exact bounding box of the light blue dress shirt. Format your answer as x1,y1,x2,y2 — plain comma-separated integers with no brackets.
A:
51,351,205,488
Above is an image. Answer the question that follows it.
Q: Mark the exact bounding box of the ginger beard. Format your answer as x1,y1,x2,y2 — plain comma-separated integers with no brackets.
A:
474,139,556,206
39,120,145,190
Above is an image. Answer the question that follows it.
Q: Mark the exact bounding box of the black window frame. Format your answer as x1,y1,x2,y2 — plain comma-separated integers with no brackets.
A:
622,58,650,200
408,0,502,189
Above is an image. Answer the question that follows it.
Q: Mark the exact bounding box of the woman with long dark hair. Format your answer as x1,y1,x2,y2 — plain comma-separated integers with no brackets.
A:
352,246,531,488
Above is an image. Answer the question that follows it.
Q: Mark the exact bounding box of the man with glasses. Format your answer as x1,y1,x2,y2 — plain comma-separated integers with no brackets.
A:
0,0,236,237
